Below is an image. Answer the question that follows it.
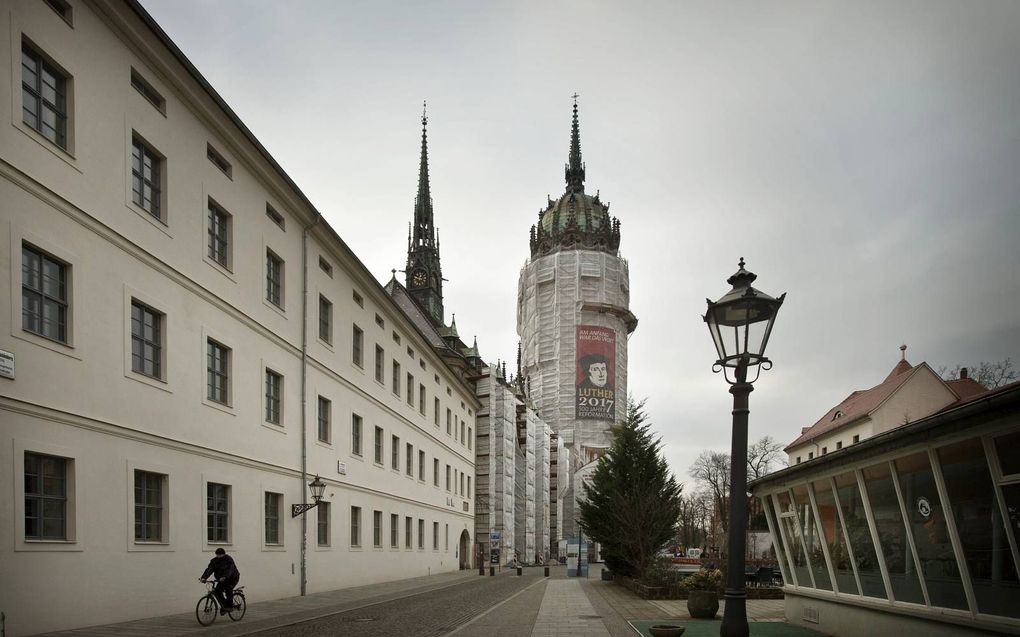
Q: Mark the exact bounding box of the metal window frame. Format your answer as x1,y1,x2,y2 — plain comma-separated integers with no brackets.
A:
349,505,360,547
319,296,332,344
351,414,362,456
826,475,864,596
133,469,164,542
781,487,817,589
24,452,67,540
352,323,363,365
207,203,229,267
806,481,839,593
887,460,931,607
131,137,162,218
130,300,162,378
982,435,1020,581
374,426,384,464
317,501,330,546
374,510,382,547
264,369,282,424
317,396,331,444
770,492,799,586
206,482,229,543
22,244,68,342
855,468,894,602
21,44,68,148
928,446,977,616
264,492,281,545
206,339,229,405
265,251,283,307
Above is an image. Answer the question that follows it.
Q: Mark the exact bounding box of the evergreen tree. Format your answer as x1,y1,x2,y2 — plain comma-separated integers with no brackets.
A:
578,400,682,577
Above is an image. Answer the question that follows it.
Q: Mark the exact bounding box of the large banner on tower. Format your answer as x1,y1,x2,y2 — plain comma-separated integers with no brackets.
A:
575,325,616,421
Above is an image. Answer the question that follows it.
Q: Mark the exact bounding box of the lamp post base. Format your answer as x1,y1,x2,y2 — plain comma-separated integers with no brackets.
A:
720,588,748,637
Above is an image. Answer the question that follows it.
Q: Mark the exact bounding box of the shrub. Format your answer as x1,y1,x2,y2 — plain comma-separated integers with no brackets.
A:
679,567,724,593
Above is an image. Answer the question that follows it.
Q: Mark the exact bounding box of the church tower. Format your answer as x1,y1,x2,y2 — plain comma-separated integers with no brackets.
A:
405,106,445,325
517,98,637,547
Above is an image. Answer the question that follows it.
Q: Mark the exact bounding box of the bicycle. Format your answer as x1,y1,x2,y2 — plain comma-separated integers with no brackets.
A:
196,579,246,626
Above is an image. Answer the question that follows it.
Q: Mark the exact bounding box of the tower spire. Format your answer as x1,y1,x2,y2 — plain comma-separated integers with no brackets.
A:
405,101,445,326
565,93,585,194
413,101,434,248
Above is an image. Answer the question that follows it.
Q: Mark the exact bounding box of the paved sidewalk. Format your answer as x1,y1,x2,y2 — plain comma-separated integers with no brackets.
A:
531,579,611,636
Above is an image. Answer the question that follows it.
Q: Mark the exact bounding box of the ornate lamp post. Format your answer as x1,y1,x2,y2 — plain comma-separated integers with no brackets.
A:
703,258,784,637
291,475,327,517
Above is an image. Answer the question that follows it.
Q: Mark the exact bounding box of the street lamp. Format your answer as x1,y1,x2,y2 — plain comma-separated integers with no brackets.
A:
703,258,784,637
291,475,327,517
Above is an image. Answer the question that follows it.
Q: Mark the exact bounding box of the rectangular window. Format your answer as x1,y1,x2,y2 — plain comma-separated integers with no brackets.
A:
460,472,465,496
317,502,330,546
319,296,332,344
317,396,331,443
265,492,282,545
419,385,426,415
206,143,232,178
446,465,451,491
406,443,413,476
418,518,424,549
392,331,401,345
206,339,230,405
130,300,162,379
821,446,828,455
390,513,399,548
433,458,439,486
207,200,231,268
405,516,412,548
206,482,229,543
467,476,471,495
832,472,886,599
45,0,73,24
352,324,363,366
265,369,282,424
265,203,285,230
318,256,333,277
433,521,439,550
391,435,400,470
24,452,67,540
468,427,472,450
836,441,843,450
434,398,440,426
445,523,449,551
392,361,401,395
130,68,165,113
853,435,860,444
461,420,466,443
353,290,363,307
407,346,414,359
374,426,384,464
22,244,68,343
375,313,384,328
375,345,385,382
131,136,162,219
351,414,362,456
350,506,360,547
373,510,382,547
446,409,452,434
134,470,164,542
21,42,68,149
407,373,414,406
266,250,283,307
418,450,425,481
420,359,426,370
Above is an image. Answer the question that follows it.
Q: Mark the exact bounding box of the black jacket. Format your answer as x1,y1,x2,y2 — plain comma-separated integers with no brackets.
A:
201,554,239,581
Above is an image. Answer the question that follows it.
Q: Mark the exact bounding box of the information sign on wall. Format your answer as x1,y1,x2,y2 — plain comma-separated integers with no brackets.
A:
575,326,615,421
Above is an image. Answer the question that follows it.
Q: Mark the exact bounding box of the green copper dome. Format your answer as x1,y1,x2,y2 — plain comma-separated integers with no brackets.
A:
539,191,610,234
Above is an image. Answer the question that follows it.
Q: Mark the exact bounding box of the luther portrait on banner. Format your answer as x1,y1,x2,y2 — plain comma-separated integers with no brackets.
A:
575,325,616,421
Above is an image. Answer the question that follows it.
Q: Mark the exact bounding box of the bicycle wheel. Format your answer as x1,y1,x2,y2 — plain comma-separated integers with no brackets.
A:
227,593,246,621
196,594,218,626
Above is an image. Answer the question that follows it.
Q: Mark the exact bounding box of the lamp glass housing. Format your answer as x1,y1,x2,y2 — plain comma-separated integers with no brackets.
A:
704,259,784,369
308,475,326,502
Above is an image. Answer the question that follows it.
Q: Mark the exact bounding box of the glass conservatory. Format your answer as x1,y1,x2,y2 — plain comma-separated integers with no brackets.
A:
751,385,1020,637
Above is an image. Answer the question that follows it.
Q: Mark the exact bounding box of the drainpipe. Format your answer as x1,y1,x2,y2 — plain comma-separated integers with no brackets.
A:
299,217,319,596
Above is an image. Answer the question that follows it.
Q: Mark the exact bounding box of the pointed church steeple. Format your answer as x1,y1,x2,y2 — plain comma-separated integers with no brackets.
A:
405,102,445,325
564,94,585,194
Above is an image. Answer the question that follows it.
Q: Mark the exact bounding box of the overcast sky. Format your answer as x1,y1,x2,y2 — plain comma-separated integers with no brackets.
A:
141,0,1020,483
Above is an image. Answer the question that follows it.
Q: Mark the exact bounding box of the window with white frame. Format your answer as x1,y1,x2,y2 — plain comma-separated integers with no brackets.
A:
130,68,165,113
319,296,332,344
352,324,363,366
317,502,330,546
392,360,401,395
317,396,331,443
418,450,425,481
131,300,163,379
265,369,282,425
419,384,426,415
134,469,166,542
390,513,399,548
131,135,163,220
375,345,385,382
406,373,414,406
206,482,229,543
206,200,231,269
206,339,230,405
265,492,282,545
21,41,69,149
22,243,69,343
391,435,400,470
434,398,440,426
351,413,362,456
350,506,361,547
24,452,68,540
266,250,283,308
373,510,382,547
374,426,384,464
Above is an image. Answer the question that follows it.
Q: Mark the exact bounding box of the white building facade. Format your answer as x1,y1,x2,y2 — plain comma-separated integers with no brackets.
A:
0,1,476,635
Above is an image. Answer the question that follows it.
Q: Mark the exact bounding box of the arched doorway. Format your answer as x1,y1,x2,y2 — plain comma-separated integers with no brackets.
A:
459,529,471,569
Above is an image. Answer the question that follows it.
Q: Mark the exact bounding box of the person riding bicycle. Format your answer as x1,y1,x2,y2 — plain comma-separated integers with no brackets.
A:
199,547,240,614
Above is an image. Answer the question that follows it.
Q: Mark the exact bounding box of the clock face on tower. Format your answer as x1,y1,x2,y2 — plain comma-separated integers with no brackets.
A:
412,270,427,287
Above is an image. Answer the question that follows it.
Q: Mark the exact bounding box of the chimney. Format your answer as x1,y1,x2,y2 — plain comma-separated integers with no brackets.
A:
960,367,969,380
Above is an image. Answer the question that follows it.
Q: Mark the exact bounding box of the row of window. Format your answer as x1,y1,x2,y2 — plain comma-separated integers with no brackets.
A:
795,434,861,464
21,35,477,440
25,450,455,552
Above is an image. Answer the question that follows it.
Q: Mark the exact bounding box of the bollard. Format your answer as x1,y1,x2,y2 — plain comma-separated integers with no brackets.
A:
517,566,523,576
490,566,495,576
544,566,550,577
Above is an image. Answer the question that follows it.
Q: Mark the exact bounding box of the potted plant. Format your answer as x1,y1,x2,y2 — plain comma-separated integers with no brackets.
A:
680,568,723,619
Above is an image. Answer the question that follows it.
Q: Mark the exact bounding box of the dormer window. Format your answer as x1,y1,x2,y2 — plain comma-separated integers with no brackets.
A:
832,410,843,421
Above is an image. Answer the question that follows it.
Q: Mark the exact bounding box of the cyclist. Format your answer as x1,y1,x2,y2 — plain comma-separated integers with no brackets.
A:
199,547,241,614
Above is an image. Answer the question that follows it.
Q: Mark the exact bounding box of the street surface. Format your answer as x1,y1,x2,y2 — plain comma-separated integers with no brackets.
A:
256,568,551,637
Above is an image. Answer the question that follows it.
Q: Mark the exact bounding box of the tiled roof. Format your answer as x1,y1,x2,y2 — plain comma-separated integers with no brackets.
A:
946,378,988,401
785,360,919,451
